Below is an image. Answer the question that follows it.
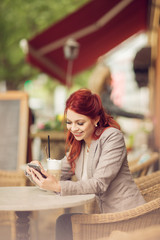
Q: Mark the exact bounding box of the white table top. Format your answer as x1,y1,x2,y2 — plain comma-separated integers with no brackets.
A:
0,186,95,211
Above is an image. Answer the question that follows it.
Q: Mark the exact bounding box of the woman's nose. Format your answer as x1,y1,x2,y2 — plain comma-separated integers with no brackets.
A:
71,123,78,131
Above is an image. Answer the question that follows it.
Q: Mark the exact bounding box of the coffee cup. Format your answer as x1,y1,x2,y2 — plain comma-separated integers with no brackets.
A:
47,158,61,181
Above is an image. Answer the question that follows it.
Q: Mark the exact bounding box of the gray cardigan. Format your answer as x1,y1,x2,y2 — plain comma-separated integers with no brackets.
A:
60,127,145,213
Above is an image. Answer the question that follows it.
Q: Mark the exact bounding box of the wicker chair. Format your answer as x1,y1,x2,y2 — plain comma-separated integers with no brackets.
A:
99,225,160,240
140,183,160,202
137,176,160,191
134,170,160,185
71,198,160,240
0,170,26,240
128,152,159,177
0,170,27,187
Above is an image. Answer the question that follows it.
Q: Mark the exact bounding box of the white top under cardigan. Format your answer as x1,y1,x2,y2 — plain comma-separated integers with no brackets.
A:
81,144,89,180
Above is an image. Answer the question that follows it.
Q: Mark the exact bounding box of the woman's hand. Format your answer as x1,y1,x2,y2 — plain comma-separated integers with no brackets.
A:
26,161,61,193
26,160,43,176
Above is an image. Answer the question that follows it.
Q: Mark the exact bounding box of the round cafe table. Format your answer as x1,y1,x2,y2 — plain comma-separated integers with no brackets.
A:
0,186,95,240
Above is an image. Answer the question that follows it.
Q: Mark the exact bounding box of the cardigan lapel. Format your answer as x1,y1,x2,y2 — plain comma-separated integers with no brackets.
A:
87,139,98,178
75,143,85,179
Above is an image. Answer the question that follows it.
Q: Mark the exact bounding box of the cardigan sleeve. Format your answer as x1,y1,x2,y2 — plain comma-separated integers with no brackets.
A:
60,129,127,196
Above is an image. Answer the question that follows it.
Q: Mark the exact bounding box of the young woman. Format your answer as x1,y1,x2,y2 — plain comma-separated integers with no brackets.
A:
26,89,145,239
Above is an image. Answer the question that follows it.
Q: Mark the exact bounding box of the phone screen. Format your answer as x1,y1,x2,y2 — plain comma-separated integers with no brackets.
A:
28,164,47,178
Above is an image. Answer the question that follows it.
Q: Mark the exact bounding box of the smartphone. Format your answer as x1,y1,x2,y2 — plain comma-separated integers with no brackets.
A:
28,163,47,178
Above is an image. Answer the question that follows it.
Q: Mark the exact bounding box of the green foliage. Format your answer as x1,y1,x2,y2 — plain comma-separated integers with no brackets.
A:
0,0,90,89
37,114,66,131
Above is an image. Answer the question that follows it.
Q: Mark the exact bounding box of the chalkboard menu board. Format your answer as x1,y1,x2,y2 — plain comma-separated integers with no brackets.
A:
0,91,29,170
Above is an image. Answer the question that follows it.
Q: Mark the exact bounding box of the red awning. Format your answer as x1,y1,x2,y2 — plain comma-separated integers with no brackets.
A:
26,0,149,85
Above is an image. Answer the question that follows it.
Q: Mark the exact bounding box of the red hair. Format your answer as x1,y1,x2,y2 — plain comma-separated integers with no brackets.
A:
64,88,120,172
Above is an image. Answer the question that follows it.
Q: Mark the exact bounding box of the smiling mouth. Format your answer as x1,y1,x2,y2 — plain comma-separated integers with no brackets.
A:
73,132,83,137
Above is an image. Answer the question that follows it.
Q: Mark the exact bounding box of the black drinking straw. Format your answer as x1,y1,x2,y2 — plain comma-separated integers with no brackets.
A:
48,135,50,159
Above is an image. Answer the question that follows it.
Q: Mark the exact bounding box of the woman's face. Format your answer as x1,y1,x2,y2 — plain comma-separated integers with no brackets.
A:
66,109,97,146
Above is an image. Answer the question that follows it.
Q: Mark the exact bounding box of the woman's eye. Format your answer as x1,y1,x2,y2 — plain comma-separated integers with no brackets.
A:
66,121,84,126
78,122,84,126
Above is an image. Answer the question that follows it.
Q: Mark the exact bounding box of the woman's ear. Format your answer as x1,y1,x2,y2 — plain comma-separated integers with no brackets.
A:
94,116,100,127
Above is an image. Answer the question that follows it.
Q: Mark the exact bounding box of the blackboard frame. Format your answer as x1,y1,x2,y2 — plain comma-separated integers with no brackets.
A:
0,91,29,170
